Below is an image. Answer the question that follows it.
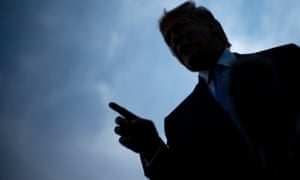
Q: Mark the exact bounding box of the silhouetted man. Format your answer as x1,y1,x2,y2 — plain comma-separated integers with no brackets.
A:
109,1,300,179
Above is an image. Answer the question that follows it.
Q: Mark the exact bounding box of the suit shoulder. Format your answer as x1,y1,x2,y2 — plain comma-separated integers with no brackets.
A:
268,43,300,51
235,43,300,57
252,43,300,58
260,43,298,50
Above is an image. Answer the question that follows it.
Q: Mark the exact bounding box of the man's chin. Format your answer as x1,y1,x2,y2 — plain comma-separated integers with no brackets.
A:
185,64,201,72
184,54,218,71
185,64,203,72
185,60,214,71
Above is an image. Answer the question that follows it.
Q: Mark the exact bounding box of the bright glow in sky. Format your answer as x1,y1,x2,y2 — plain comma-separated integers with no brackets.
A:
1,0,300,180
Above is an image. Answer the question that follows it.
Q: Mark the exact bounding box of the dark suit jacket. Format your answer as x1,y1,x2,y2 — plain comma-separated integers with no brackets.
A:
231,44,300,179
141,43,300,180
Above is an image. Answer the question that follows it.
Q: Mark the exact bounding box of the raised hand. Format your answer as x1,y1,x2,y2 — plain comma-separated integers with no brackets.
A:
109,102,161,157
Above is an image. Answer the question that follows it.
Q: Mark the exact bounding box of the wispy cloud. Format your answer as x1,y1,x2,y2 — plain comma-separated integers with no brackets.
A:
1,0,300,180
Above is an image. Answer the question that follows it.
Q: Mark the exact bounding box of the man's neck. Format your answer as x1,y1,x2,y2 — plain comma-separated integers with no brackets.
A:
198,48,236,83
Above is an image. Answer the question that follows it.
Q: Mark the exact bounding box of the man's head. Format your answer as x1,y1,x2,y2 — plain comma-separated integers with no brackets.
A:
159,1,231,71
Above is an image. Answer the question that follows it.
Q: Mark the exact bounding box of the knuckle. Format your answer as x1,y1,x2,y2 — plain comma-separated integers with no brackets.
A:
114,126,121,134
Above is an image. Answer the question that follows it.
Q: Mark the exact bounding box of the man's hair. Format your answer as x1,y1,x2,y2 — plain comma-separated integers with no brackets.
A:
159,1,231,48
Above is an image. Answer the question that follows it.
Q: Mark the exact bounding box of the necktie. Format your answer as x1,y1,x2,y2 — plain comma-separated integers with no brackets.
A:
212,64,259,166
212,64,229,109
212,64,253,146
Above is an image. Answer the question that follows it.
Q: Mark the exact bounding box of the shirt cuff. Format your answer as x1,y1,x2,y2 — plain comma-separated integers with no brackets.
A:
142,143,162,167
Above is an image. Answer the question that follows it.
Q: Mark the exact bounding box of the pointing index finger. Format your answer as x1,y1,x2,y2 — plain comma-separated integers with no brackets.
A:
109,102,139,120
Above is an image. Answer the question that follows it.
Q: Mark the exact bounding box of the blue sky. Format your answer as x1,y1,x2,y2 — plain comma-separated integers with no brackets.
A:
1,0,300,180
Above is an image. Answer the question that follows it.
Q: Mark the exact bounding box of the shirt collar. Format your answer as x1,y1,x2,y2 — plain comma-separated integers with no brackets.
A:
217,48,236,68
198,48,236,83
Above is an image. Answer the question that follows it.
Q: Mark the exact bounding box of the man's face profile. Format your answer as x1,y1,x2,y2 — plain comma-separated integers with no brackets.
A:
161,15,220,71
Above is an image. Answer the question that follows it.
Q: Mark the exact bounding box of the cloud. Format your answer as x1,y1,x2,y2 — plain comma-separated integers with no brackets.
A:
107,31,125,61
1,0,300,180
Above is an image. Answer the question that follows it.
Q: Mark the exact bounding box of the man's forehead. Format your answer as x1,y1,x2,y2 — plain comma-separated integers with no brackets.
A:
161,14,207,36
162,15,195,33
163,15,194,27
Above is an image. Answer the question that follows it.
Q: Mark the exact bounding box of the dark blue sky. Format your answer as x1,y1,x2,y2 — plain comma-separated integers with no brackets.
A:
1,0,300,180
